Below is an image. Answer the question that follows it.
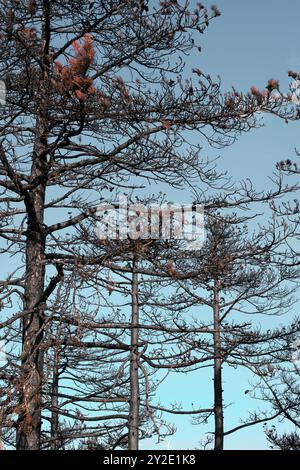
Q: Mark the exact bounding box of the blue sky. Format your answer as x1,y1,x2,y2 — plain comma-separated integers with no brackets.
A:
140,0,300,450
190,0,300,186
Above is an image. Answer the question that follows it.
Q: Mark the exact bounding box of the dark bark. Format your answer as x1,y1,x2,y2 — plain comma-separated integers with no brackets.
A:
213,276,224,450
16,123,47,450
128,253,140,450
50,348,60,450
16,1,51,449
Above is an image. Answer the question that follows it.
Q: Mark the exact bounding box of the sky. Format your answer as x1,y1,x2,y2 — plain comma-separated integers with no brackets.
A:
141,0,300,450
188,0,300,186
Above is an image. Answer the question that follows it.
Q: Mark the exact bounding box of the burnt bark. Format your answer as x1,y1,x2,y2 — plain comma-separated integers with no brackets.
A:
213,276,224,450
16,1,51,449
50,347,60,450
16,124,48,450
128,253,140,450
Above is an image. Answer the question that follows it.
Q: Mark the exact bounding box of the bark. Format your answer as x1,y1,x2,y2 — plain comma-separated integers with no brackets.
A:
16,1,51,449
50,348,60,450
213,276,224,450
128,253,140,450
16,123,47,450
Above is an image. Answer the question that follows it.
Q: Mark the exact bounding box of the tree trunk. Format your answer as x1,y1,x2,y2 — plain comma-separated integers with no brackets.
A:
16,2,50,450
16,130,47,450
213,276,224,450
128,253,140,450
50,348,60,450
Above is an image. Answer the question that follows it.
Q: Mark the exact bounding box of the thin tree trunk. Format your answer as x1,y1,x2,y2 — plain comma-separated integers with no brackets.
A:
128,252,140,450
50,348,60,450
213,276,224,450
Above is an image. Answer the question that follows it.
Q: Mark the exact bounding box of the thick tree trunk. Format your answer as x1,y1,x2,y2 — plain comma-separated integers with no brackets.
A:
128,254,140,450
16,134,47,450
213,277,224,450
16,2,50,450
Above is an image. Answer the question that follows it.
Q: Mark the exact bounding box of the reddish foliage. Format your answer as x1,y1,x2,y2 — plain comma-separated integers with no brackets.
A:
19,27,36,40
250,86,262,96
27,0,37,14
267,79,279,92
54,34,96,101
161,120,171,129
250,86,266,104
165,260,177,275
